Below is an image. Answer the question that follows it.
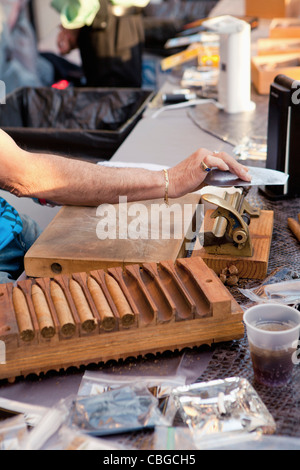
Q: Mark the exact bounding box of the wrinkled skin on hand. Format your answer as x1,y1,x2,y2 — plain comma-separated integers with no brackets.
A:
168,148,251,198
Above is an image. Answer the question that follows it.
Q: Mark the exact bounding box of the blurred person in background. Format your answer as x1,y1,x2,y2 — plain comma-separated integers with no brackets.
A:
0,0,54,94
52,0,149,87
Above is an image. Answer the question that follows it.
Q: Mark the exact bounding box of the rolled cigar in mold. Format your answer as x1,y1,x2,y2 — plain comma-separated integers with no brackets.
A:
104,273,135,327
69,279,96,332
31,284,55,338
12,287,34,342
50,281,76,337
87,276,116,331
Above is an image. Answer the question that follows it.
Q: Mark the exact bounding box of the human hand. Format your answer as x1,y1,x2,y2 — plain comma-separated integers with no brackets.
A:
57,27,80,55
168,148,251,198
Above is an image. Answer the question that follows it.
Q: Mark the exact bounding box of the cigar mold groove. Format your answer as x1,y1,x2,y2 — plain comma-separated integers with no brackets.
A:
0,257,244,380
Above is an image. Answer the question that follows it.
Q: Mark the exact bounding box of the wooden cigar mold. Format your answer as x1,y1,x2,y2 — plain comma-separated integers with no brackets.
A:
0,257,243,381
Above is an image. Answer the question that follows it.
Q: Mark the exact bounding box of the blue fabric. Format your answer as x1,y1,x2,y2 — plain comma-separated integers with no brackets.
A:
0,197,23,250
0,213,42,284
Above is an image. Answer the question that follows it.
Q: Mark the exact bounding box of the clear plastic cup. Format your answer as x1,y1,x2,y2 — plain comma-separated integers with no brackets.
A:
243,303,300,387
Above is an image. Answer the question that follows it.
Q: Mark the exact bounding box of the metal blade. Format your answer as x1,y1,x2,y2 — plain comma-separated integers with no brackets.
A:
204,167,289,187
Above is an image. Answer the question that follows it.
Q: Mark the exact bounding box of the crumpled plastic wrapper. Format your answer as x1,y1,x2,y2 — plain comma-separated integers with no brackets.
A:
0,414,29,450
77,371,187,419
239,267,300,306
66,384,169,436
240,279,300,305
233,136,267,161
170,377,276,441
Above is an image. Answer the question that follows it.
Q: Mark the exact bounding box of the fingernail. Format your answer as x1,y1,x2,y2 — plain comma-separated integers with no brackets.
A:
241,169,252,180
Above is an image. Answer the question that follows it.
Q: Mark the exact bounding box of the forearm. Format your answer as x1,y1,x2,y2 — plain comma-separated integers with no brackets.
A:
0,129,251,206
4,149,166,206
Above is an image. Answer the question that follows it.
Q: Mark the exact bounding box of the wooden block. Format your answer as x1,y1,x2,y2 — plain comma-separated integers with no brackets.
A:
269,18,300,38
251,53,300,94
24,194,201,278
246,1,300,18
257,38,300,56
192,210,274,280
177,257,233,320
0,257,244,381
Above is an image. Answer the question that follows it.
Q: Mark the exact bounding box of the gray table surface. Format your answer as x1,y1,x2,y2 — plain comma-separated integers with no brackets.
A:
112,80,268,168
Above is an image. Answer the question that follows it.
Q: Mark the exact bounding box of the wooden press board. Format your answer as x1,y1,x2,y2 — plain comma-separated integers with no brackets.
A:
25,194,201,278
0,257,244,381
193,210,274,279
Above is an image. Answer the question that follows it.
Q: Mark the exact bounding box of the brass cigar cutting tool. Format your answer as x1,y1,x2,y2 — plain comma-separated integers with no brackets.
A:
201,187,261,257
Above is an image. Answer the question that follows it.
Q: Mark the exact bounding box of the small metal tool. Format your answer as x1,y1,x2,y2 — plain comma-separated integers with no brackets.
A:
202,188,260,257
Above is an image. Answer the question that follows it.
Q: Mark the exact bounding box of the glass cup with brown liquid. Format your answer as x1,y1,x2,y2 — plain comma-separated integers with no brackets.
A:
244,304,300,387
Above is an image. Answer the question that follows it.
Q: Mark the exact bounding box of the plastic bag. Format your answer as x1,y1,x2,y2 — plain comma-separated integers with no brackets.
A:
153,426,300,451
154,425,197,450
0,87,153,159
0,396,48,427
67,384,169,436
240,267,300,306
58,425,127,450
169,377,275,441
78,370,187,420
22,397,71,450
78,370,186,398
193,433,300,450
0,414,29,450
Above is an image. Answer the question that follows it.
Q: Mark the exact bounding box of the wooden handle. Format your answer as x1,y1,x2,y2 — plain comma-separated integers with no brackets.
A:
31,284,55,338
69,279,96,333
12,287,34,342
87,277,116,331
288,217,300,243
104,273,135,327
50,281,76,337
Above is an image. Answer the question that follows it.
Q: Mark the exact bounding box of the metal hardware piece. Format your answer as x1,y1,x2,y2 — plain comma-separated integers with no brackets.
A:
202,189,260,257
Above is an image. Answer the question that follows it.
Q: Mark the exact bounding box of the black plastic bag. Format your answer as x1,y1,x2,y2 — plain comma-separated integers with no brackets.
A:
0,87,153,160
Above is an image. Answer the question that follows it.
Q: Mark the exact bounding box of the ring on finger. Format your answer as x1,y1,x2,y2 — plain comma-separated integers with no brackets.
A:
200,161,211,172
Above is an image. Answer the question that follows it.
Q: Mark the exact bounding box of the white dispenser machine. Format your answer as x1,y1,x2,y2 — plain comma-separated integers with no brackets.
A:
202,15,255,114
